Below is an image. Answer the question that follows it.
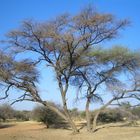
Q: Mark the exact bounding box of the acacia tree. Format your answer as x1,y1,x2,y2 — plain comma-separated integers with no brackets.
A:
1,6,128,133
71,46,140,132
91,48,140,131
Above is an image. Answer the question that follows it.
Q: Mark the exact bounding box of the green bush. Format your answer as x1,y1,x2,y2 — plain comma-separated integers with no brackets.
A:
0,104,15,122
131,107,140,119
93,107,138,123
31,104,67,128
79,111,86,119
97,109,123,123
14,110,30,121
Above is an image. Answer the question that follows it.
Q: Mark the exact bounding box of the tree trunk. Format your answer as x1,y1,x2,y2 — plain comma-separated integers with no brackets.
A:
41,100,79,132
63,100,79,133
85,98,92,132
30,89,70,126
66,111,79,133
57,76,79,133
45,103,68,120
92,110,100,132
92,98,115,132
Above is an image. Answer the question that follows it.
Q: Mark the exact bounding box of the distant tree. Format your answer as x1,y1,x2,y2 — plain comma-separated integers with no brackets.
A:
70,108,79,119
14,110,30,121
0,104,14,122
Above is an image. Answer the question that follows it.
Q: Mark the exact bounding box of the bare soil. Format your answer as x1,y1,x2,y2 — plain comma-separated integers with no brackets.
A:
0,121,140,140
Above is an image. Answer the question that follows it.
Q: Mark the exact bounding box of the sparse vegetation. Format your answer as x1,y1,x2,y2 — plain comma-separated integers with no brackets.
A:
14,110,30,121
0,104,14,122
0,104,30,122
31,105,67,128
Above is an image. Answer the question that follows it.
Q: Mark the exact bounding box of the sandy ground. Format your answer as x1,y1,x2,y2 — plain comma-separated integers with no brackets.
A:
0,121,140,140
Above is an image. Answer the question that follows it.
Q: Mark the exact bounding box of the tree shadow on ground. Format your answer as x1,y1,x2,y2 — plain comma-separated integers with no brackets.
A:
0,124,16,129
43,121,71,130
49,122,70,130
43,121,87,131
94,121,140,132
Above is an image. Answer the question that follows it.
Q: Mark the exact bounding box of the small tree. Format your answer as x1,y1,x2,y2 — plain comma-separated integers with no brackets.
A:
0,104,14,122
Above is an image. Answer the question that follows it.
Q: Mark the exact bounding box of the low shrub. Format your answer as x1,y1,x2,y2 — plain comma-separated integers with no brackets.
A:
31,104,67,128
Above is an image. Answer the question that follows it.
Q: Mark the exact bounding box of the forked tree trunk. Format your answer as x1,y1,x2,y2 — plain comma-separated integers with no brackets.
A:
65,109,79,133
57,75,79,133
62,98,79,133
85,98,92,132
43,101,78,132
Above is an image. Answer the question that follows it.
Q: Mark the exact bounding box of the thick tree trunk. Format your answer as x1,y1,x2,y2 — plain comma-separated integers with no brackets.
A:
57,75,79,133
62,100,79,133
85,98,92,132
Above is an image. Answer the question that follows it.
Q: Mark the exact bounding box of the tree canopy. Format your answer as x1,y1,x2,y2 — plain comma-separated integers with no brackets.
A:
0,6,140,133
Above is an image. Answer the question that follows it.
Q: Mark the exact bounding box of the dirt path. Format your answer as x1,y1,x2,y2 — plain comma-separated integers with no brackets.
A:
0,121,45,133
0,121,140,140
0,121,45,140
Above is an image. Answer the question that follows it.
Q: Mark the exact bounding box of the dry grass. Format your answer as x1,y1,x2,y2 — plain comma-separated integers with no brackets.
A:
0,121,140,140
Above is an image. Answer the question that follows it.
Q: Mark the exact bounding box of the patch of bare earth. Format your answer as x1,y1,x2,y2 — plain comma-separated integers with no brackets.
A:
0,121,140,140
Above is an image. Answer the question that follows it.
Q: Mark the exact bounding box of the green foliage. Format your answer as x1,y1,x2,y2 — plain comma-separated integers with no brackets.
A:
0,104,31,122
14,110,30,121
93,107,138,124
88,46,140,67
0,104,15,121
79,111,86,119
131,107,140,119
120,102,131,110
97,109,123,123
32,105,66,128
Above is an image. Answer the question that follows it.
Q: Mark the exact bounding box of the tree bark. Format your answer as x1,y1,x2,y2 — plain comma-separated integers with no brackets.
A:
45,103,68,121
92,110,101,132
62,97,79,133
85,98,92,132
65,109,79,133
58,77,79,133
92,98,115,132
